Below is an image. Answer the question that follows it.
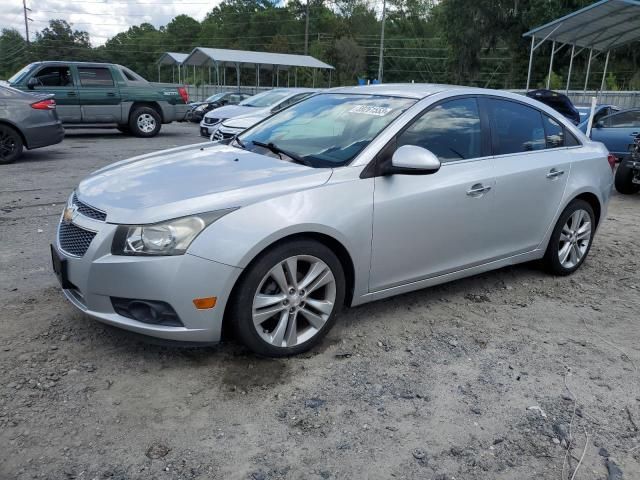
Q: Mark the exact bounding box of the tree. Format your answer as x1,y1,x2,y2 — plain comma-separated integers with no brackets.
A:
0,29,29,80
32,20,92,62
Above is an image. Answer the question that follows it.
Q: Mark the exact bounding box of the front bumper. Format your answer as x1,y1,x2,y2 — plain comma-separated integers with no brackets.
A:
53,209,242,343
199,119,221,137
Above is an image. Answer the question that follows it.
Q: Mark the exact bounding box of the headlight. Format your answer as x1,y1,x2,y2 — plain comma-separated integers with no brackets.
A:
111,209,237,256
196,105,207,111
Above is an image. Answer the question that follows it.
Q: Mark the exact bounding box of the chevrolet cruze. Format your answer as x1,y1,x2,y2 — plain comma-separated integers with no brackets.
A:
52,84,613,356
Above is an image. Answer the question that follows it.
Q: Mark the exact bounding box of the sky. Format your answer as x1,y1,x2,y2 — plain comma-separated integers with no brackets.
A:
3,0,219,46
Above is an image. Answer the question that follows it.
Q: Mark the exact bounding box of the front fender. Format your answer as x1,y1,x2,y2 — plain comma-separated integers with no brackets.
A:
188,168,374,300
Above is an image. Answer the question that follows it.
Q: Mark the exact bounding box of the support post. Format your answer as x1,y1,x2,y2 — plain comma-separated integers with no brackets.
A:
287,70,290,87
378,0,386,83
223,67,226,87
295,68,298,87
276,66,279,87
566,44,575,94
312,68,316,88
328,69,332,87
158,64,161,82
178,65,181,84
546,40,555,89
172,65,175,83
526,35,535,91
236,63,240,90
599,50,610,93
584,48,593,93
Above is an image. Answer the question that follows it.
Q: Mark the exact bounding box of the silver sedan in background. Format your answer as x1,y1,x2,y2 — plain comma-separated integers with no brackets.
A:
52,84,612,356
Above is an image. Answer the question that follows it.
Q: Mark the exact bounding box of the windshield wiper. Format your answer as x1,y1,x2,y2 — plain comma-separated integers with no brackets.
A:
234,136,246,149
252,140,312,166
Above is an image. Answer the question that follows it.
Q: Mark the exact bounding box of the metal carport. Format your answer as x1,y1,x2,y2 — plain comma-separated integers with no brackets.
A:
156,52,189,83
523,0,640,93
181,47,334,89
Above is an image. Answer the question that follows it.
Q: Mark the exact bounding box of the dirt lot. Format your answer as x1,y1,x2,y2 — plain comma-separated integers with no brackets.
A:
1,122,640,480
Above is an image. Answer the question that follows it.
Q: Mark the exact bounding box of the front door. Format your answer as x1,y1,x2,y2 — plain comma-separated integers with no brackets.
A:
484,98,571,255
370,97,497,292
75,66,122,123
591,110,640,158
25,64,81,123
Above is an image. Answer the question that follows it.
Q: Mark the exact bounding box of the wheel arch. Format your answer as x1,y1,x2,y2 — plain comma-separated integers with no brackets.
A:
573,191,602,227
0,120,27,148
220,231,356,340
129,101,163,122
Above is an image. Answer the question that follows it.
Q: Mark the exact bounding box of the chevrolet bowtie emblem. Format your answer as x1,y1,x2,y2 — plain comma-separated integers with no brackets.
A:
62,205,77,224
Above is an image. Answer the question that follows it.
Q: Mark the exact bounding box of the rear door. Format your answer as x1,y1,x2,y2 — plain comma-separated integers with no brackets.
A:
591,110,640,158
25,64,80,123
75,66,122,123
484,97,572,256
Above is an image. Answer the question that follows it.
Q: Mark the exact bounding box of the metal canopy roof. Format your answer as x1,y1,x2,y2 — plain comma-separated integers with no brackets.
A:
523,0,640,51
182,47,334,70
157,52,189,65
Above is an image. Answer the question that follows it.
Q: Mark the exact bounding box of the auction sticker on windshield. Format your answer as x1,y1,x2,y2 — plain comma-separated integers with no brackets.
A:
349,105,393,116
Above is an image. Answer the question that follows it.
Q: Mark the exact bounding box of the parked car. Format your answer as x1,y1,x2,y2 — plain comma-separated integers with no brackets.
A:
199,88,317,137
526,89,581,125
8,61,190,137
576,104,620,131
614,133,640,194
587,108,640,160
52,84,612,356
0,84,64,164
186,92,252,123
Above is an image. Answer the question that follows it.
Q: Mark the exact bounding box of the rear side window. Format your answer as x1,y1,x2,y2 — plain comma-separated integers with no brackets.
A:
487,99,545,155
398,97,482,162
78,67,114,87
542,115,564,148
604,110,640,128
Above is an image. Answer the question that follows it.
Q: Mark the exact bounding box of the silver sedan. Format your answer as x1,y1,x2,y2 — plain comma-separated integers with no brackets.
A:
52,84,613,356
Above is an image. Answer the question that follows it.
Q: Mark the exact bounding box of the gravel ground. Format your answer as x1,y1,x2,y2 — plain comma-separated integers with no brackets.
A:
1,122,640,480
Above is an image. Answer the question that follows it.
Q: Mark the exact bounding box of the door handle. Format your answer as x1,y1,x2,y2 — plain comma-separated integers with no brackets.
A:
466,183,491,196
67,92,76,96
546,168,565,179
106,92,116,97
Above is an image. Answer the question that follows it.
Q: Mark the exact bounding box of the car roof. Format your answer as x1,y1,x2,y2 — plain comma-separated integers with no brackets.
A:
28,60,127,69
327,83,468,99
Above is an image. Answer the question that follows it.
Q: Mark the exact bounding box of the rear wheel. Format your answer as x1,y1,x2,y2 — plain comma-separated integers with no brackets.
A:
229,240,345,357
614,162,640,194
128,107,161,138
543,199,595,276
0,125,23,164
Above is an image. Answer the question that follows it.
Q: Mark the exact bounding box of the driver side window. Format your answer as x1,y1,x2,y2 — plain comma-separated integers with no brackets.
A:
397,98,482,163
32,66,74,87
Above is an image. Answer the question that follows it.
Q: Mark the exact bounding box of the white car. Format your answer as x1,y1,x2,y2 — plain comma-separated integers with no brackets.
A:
199,88,317,137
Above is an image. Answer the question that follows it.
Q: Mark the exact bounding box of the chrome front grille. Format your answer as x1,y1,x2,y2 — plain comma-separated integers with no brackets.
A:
58,222,96,257
73,193,106,221
213,130,224,141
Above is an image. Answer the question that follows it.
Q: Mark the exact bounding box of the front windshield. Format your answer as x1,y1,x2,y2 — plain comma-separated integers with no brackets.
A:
239,90,290,107
237,93,416,167
8,64,35,84
205,93,226,102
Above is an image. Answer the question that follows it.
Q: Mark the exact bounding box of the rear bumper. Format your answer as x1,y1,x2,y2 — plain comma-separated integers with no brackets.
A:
23,121,64,149
159,103,190,123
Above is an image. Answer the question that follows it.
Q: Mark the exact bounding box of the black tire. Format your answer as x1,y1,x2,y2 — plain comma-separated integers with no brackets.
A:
543,199,595,276
128,107,161,138
228,239,346,357
0,124,23,165
116,124,131,135
614,162,640,195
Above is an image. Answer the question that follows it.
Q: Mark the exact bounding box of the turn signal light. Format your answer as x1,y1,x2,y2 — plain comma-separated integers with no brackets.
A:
31,99,56,110
193,297,217,309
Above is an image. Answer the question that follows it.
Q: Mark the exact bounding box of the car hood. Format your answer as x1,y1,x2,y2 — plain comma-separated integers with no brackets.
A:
203,105,257,121
77,142,333,224
223,113,268,129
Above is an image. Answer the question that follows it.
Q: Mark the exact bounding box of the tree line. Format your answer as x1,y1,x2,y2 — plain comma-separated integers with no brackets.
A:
1,0,638,90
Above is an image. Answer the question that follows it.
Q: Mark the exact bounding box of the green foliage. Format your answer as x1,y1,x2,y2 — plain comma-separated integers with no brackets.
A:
0,0,637,89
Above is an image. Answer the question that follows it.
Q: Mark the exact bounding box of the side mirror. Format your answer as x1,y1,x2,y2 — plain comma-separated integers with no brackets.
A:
386,145,441,175
27,77,38,90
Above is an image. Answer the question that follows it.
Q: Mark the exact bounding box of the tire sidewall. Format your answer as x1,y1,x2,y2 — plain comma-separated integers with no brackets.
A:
615,162,640,194
129,107,161,138
231,240,346,357
544,199,595,275
0,125,23,164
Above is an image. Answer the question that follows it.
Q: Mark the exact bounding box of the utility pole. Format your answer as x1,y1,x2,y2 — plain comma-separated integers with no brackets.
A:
304,0,310,55
377,0,386,82
23,0,32,45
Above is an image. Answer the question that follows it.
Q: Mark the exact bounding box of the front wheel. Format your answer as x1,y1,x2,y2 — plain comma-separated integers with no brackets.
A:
0,125,23,164
614,162,640,195
229,240,346,357
542,199,595,276
129,107,161,138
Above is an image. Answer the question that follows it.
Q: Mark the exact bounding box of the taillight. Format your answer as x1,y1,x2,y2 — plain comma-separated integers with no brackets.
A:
31,98,56,110
607,153,616,170
177,87,189,104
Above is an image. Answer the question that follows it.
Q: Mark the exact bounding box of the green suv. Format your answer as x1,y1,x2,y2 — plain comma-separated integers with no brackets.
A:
8,61,190,137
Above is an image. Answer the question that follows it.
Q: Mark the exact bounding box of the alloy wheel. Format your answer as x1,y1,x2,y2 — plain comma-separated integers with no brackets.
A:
252,255,336,348
137,113,157,133
557,208,592,269
0,129,17,160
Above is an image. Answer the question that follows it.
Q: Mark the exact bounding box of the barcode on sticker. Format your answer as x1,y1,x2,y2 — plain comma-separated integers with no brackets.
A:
349,105,392,116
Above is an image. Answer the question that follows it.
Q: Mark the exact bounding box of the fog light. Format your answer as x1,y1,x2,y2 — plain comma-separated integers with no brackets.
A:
193,297,217,309
111,297,183,327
